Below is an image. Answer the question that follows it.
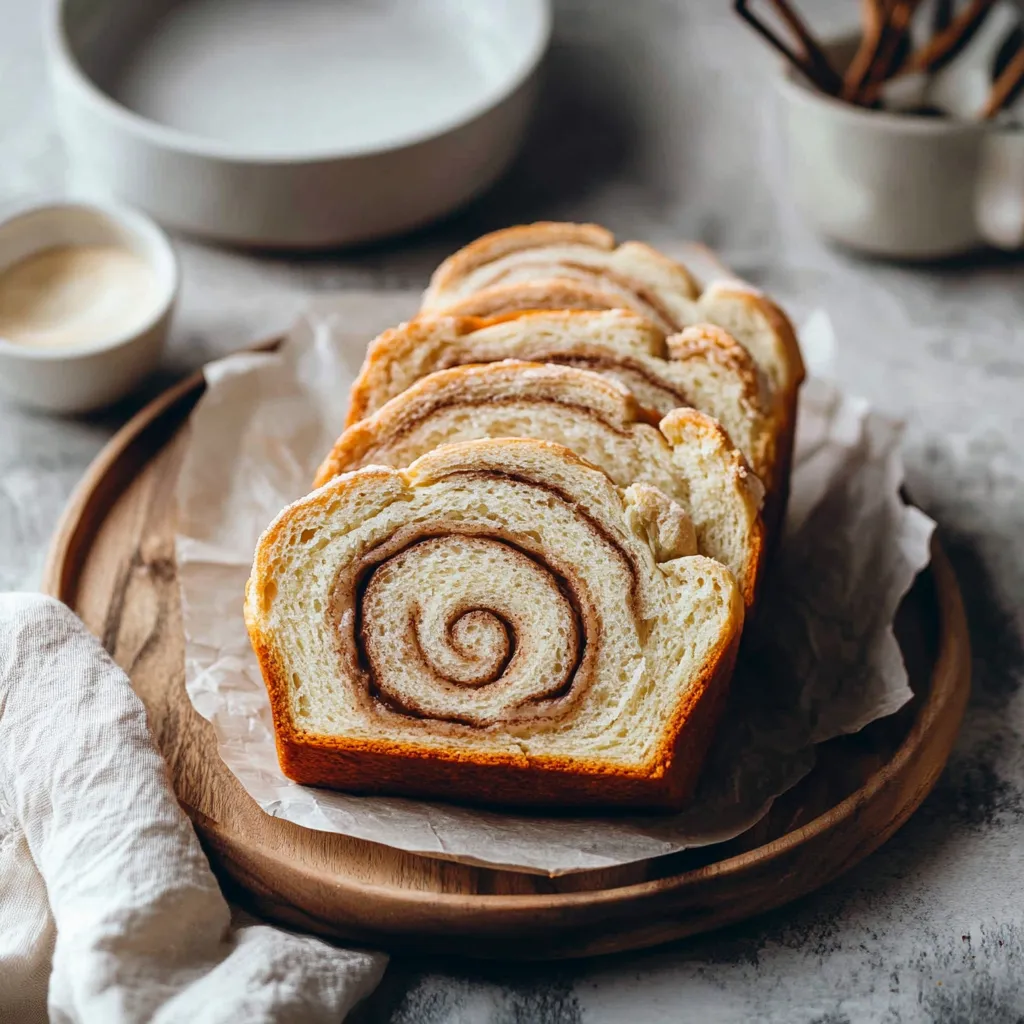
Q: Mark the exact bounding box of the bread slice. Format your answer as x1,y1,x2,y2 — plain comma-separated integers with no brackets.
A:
316,360,764,606
245,437,743,810
345,309,777,504
422,221,805,403
421,222,805,533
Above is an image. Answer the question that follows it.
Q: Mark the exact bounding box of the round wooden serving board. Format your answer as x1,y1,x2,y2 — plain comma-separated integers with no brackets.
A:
43,363,971,960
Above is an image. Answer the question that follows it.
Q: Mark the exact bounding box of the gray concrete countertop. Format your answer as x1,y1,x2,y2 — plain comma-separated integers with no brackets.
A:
3,1,1022,1020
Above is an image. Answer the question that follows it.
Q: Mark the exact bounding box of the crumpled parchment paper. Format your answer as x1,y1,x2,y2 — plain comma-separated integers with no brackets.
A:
175,292,935,876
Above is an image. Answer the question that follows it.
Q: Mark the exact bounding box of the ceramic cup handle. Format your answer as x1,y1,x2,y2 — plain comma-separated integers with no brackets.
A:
976,129,1024,250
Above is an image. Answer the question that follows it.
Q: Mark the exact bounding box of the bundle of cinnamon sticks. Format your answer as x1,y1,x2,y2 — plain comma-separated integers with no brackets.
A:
735,0,1024,119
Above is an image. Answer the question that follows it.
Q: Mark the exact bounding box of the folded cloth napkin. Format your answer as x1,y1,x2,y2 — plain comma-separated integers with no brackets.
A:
0,593,388,1023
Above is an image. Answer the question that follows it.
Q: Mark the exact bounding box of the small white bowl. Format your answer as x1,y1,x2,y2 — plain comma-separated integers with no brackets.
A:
45,0,551,249
0,201,178,414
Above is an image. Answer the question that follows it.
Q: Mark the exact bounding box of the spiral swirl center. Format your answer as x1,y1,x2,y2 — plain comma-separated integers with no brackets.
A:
359,535,581,726
439,609,512,685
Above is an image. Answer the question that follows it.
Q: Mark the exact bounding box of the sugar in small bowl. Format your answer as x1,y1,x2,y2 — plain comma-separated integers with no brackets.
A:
0,201,177,413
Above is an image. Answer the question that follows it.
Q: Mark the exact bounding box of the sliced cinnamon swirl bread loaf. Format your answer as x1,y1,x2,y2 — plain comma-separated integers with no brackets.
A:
245,437,743,809
317,360,764,606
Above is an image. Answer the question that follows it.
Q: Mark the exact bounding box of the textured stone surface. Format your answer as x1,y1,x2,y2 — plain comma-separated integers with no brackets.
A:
3,1,1024,1020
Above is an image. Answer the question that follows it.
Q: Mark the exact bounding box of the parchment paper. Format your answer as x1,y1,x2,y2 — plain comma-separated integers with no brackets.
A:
175,292,935,876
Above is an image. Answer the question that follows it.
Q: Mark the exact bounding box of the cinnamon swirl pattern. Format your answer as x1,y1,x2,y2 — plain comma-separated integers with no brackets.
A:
317,360,764,606
245,438,743,809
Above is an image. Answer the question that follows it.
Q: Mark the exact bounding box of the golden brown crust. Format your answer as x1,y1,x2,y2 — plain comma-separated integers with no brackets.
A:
253,624,740,810
246,439,744,810
425,223,615,301
760,302,802,538
251,610,739,811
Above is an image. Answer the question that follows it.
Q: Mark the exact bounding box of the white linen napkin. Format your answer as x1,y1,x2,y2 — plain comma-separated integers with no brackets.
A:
0,593,388,1024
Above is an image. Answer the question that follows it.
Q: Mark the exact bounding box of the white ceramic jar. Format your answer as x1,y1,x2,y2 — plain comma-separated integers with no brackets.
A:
776,38,1024,259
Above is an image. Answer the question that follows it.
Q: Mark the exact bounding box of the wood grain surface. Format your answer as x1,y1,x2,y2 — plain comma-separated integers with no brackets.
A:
42,365,972,960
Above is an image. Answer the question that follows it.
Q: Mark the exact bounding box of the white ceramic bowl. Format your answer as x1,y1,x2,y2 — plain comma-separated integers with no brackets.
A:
45,0,551,249
0,201,178,414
